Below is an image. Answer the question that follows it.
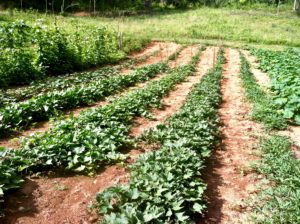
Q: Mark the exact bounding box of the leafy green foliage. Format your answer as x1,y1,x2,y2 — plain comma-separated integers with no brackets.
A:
0,19,123,87
1,48,160,106
3,67,119,104
96,49,225,223
251,48,300,125
0,20,41,86
0,61,196,204
254,135,300,223
240,52,288,129
0,63,167,136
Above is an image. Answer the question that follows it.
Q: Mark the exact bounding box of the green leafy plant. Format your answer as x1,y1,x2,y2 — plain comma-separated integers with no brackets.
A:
0,63,167,136
253,135,300,223
0,53,200,204
250,48,300,125
95,49,225,223
240,52,288,130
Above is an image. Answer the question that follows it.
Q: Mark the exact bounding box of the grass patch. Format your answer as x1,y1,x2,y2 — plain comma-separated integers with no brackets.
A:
253,135,300,223
0,7,299,47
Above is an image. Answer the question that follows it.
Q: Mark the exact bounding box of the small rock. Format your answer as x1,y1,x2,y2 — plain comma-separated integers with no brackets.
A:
88,216,98,223
18,206,25,212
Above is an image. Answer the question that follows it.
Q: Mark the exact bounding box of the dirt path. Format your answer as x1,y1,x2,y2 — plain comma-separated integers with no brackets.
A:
0,43,182,149
1,45,208,224
121,42,181,74
242,50,270,90
129,41,163,58
169,45,200,68
200,49,264,224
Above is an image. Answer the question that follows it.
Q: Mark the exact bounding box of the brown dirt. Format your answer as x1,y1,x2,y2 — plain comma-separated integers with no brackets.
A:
168,45,200,68
2,165,128,224
129,41,163,58
121,42,181,74
242,50,271,90
199,49,264,224
131,47,219,138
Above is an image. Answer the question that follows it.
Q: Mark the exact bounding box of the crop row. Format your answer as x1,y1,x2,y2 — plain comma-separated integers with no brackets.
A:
0,67,119,106
0,63,167,136
96,49,225,223
0,45,168,107
0,47,202,203
250,48,300,125
239,53,288,130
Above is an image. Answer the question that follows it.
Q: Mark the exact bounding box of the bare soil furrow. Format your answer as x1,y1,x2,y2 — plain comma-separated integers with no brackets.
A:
122,42,181,74
201,48,263,224
242,50,271,90
168,45,200,68
129,41,163,58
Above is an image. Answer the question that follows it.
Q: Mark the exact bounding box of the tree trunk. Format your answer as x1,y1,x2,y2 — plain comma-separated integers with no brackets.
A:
93,0,96,15
61,0,65,13
144,0,152,12
20,0,23,10
52,0,54,14
45,0,48,13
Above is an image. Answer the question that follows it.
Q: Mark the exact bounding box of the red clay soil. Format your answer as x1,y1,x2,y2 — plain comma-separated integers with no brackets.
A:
129,41,163,58
242,50,271,90
2,166,128,224
1,44,204,224
121,42,181,74
199,49,264,224
168,45,200,68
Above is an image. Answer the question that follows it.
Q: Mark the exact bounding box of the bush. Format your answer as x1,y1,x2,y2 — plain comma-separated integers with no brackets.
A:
0,20,123,87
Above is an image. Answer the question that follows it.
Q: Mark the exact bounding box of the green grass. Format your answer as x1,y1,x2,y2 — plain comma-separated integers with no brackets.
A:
253,135,300,223
1,5,299,48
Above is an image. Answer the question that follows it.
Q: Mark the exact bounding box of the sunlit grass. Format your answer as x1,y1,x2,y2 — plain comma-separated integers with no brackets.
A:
1,6,299,48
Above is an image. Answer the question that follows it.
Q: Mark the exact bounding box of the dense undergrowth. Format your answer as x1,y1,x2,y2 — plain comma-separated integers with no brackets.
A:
0,20,124,87
239,52,288,130
95,49,225,223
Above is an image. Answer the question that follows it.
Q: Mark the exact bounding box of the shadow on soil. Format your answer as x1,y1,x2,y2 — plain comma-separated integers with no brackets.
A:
197,147,225,224
1,178,39,224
